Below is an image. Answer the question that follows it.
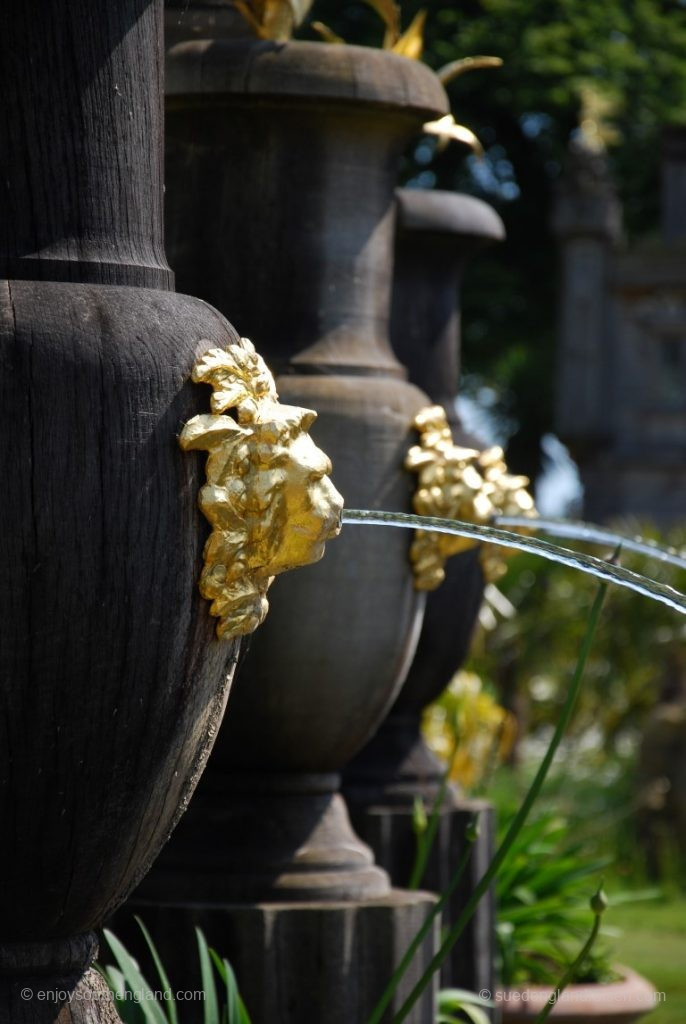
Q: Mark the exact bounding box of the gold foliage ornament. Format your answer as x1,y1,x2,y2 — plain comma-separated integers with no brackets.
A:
180,338,343,639
405,406,536,590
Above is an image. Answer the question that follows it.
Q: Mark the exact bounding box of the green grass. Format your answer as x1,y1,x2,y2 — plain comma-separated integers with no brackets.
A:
608,896,686,1024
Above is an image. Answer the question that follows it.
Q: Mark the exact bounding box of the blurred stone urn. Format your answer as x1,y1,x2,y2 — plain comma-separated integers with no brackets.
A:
0,0,304,1020
346,188,505,810
344,187,505,994
124,13,450,1023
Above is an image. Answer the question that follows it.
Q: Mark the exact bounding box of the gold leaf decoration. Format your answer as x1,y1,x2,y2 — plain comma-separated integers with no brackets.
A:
437,55,503,86
405,405,536,590
311,20,345,43
361,0,401,48
180,338,344,639
392,9,427,60
232,0,314,40
422,114,484,157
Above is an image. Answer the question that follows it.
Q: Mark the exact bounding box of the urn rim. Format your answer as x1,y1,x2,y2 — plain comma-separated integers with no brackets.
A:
396,187,506,244
166,37,449,123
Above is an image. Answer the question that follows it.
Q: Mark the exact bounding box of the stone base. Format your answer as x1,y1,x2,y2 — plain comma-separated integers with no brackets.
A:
115,891,439,1024
137,772,390,903
346,799,496,1000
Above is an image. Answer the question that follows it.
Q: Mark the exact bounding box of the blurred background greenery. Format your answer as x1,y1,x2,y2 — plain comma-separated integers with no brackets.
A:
302,0,686,483
421,528,686,1017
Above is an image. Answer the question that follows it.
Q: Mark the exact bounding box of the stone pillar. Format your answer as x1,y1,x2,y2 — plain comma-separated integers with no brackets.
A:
661,126,686,244
552,137,622,456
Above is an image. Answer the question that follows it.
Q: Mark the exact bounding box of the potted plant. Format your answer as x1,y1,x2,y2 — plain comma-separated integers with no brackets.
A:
495,810,656,1023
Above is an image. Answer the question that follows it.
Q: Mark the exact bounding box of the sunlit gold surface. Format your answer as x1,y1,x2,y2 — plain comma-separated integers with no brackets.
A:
180,338,343,639
405,405,536,589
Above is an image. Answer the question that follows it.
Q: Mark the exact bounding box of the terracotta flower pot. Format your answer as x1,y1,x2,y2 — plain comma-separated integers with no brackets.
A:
498,967,657,1024
136,34,448,903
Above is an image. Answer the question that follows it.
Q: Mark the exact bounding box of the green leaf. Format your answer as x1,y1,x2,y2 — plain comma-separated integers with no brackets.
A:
459,1007,492,1024
102,929,169,1024
196,929,219,1024
439,987,495,1008
209,950,252,1024
135,918,178,1024
382,581,608,1022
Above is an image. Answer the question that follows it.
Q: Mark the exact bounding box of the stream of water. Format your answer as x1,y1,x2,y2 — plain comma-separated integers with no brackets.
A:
495,515,686,571
342,509,686,616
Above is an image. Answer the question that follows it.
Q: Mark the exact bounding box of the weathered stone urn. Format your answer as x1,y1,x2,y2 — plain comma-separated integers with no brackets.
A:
147,21,450,901
0,0,247,1020
344,188,505,996
124,19,449,1024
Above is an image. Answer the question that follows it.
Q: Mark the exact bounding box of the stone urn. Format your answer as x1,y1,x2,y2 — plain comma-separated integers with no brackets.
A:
346,188,506,809
343,188,505,995
122,23,449,1024
144,25,450,903
498,967,657,1023
0,2,341,1021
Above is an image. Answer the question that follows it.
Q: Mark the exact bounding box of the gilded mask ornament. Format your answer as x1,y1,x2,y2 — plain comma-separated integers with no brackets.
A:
405,405,536,590
180,338,344,639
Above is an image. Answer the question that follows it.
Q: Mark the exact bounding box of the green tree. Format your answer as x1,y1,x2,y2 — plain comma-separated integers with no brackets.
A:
304,0,686,480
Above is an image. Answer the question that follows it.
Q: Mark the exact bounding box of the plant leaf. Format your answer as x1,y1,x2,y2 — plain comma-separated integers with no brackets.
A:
101,929,169,1024
437,56,503,86
439,988,495,1008
196,929,219,1024
135,918,178,1024
392,9,427,60
209,950,252,1024
460,1007,492,1024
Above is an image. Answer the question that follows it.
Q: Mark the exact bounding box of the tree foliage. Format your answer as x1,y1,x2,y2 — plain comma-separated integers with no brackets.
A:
303,0,686,478
465,526,686,751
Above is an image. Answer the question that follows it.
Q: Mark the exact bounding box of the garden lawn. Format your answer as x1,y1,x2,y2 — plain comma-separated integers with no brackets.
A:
609,896,686,1024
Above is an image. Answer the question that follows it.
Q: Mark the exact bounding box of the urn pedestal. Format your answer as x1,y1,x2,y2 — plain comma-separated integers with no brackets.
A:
344,188,505,997
120,27,451,1024
0,1,253,1021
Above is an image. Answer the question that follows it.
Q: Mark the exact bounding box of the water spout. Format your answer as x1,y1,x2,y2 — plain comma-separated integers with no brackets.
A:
495,515,686,571
342,509,686,616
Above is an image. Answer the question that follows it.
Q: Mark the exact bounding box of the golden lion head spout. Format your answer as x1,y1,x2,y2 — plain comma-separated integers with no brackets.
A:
180,338,343,639
406,405,536,590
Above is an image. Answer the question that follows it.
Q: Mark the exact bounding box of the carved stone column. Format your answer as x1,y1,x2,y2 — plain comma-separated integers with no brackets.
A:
344,188,504,998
